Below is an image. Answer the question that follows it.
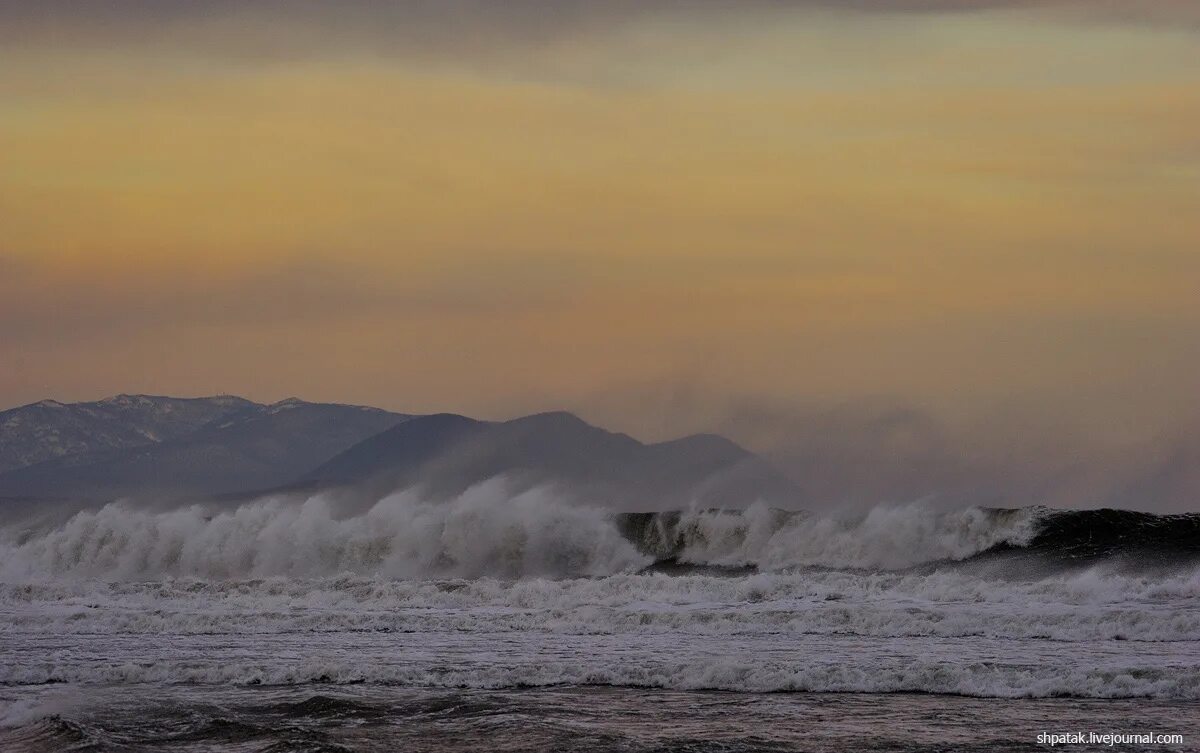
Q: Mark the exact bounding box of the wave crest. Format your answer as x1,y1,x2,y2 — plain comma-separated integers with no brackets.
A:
4,487,1197,581
621,502,1040,570
0,480,649,581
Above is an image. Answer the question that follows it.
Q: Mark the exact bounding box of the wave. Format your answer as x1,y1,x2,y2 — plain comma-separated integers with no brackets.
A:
3,485,1195,712
618,503,1043,570
4,568,1198,642
1,482,1197,581
621,504,1200,572
1018,507,1200,559
0,716,105,751
0,481,649,581
3,656,1196,700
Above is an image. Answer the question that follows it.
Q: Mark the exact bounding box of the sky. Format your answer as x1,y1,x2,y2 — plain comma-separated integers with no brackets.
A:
1,1,1198,468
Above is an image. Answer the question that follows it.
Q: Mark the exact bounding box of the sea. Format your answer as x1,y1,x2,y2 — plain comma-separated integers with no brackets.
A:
1,486,1197,752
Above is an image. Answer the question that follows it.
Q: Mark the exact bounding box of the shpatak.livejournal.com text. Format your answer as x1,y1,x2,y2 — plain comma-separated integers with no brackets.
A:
1038,732,1184,747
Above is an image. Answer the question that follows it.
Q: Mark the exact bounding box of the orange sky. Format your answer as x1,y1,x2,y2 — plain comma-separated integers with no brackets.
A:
1,1,1197,443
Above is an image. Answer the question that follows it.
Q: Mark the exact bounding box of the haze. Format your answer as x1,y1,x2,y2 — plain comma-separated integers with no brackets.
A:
1,1,1197,509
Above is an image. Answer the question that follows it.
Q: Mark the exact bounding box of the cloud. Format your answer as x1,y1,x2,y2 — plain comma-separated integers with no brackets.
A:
0,254,27,277
1,0,1195,468
0,252,597,350
0,1,1195,63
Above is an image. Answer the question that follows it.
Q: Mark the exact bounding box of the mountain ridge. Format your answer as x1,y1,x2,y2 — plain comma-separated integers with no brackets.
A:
0,395,409,498
0,394,258,473
308,410,799,511
0,396,800,509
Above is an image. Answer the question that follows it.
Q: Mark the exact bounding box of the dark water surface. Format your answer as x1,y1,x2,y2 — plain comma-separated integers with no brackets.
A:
3,685,1198,752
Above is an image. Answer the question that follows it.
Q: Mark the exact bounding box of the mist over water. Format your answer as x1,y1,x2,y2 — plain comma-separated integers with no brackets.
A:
577,391,1200,514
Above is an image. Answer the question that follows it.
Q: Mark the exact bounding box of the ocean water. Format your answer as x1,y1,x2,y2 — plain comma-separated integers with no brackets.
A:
1,490,1197,752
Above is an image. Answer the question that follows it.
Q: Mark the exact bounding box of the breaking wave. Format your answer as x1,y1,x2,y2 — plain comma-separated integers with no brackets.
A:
619,503,1043,570
1,482,1196,581
2,483,1198,703
0,481,648,581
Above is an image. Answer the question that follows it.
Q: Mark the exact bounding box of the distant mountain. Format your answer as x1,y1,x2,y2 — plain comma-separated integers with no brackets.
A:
0,394,256,473
309,411,801,510
0,397,408,499
0,396,799,509
310,412,487,485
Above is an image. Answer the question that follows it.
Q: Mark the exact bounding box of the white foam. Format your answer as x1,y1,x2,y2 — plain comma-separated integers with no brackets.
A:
3,490,1195,701
666,501,1040,570
1,490,1048,581
3,567,1197,642
0,480,649,581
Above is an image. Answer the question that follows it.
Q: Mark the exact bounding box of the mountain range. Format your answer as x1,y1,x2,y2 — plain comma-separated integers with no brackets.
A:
0,395,801,509
307,411,797,509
